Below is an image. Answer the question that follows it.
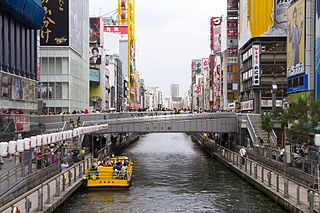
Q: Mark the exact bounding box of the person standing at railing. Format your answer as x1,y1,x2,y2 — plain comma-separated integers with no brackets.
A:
239,147,247,165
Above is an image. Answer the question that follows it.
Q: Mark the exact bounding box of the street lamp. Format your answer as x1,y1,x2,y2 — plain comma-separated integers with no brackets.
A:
272,80,278,111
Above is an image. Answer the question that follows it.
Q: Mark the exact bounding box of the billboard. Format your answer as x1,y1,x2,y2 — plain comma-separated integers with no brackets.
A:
70,0,84,55
89,47,102,67
41,0,69,46
316,0,320,100
274,0,291,30
104,26,128,35
287,0,305,78
239,0,273,48
89,18,102,45
252,45,260,86
210,17,222,52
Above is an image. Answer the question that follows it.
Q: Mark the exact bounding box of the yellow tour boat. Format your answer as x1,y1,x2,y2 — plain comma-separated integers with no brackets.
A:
84,156,133,188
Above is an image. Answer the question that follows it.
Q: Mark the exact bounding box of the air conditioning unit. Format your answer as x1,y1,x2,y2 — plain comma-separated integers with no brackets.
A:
261,46,266,52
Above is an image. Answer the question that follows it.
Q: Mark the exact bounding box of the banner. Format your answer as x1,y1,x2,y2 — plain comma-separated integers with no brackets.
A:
211,17,222,52
89,47,102,68
70,0,84,55
241,100,253,111
41,0,69,46
89,17,101,45
316,0,320,100
287,0,305,78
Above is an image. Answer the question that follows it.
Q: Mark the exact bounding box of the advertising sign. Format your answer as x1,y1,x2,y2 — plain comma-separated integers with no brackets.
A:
287,0,305,78
191,59,196,73
41,0,69,46
261,100,283,107
227,57,238,64
316,0,320,100
12,78,23,101
104,26,128,35
202,58,209,70
0,73,12,99
252,45,260,86
195,59,202,75
70,0,83,55
211,17,222,52
89,47,102,67
227,0,239,10
241,100,254,111
89,17,101,45
274,0,291,30
239,0,273,48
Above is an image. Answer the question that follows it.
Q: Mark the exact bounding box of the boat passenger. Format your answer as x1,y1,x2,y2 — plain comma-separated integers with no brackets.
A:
113,162,121,171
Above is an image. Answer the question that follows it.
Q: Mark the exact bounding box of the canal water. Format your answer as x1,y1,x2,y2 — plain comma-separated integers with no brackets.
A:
56,133,286,213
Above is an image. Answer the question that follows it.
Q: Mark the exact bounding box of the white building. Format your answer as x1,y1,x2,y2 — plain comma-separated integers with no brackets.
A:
146,87,163,110
39,0,89,113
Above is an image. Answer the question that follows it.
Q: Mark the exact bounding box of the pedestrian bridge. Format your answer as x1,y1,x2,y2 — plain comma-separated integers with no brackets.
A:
85,113,238,133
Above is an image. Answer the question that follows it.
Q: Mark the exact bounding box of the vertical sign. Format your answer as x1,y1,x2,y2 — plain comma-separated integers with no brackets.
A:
41,0,69,46
252,45,260,86
316,0,320,100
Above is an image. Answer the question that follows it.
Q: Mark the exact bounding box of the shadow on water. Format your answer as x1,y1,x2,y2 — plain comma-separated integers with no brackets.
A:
56,133,288,213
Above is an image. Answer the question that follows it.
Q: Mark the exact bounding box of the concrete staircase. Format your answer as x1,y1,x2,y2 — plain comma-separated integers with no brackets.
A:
247,114,270,144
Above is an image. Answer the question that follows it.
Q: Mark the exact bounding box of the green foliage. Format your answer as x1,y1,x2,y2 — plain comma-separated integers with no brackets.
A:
261,112,272,141
277,97,320,144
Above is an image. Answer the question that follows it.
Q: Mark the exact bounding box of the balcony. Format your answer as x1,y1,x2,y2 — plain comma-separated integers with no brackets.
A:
0,0,45,29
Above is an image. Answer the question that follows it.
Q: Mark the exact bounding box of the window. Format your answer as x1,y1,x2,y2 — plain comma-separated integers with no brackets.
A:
56,82,62,99
49,58,55,75
299,76,304,86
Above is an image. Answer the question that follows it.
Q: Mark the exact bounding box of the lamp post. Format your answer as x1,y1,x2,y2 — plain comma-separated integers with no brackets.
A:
272,80,278,111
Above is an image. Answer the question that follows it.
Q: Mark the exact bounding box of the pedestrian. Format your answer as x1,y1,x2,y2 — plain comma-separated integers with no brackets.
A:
239,147,247,165
14,151,20,166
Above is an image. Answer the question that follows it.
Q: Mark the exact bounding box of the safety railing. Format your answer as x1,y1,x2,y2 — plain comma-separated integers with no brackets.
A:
246,114,258,145
270,129,278,145
0,157,92,213
215,144,318,212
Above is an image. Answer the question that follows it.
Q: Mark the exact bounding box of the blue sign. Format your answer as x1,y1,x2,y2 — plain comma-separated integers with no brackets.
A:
90,69,100,82
287,74,308,93
316,0,320,100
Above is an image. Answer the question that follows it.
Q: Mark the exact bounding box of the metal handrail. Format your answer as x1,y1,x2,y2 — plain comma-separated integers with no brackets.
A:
270,129,278,144
0,156,92,212
246,114,258,145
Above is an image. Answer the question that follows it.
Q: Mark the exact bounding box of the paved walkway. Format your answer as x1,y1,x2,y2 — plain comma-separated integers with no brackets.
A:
217,148,320,212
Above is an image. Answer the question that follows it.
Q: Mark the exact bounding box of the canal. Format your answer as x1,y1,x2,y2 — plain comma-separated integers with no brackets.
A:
56,133,286,213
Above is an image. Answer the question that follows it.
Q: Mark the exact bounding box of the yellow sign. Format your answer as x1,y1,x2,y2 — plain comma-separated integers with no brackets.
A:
239,0,273,48
287,0,305,78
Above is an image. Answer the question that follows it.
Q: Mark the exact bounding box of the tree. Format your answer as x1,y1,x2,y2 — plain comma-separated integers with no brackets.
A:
261,112,273,143
285,97,320,145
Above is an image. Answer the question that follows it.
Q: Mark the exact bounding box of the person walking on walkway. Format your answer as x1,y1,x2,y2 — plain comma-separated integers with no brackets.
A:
239,147,247,165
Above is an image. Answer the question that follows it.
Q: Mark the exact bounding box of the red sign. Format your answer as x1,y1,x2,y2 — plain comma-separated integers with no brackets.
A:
15,114,24,131
227,30,238,37
227,20,238,28
104,26,128,35
228,48,238,54
210,17,222,52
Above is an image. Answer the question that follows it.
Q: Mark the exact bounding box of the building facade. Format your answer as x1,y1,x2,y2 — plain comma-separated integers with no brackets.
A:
0,1,44,114
39,0,89,114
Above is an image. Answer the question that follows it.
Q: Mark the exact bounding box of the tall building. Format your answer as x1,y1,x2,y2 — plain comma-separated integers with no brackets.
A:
170,84,179,98
39,0,89,113
146,87,163,110
0,1,44,115
239,0,288,113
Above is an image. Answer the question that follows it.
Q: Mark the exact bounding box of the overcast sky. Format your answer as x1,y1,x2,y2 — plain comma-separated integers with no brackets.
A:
90,0,227,97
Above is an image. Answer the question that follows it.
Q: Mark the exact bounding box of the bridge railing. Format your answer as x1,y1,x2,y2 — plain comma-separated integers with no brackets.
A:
0,157,92,213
